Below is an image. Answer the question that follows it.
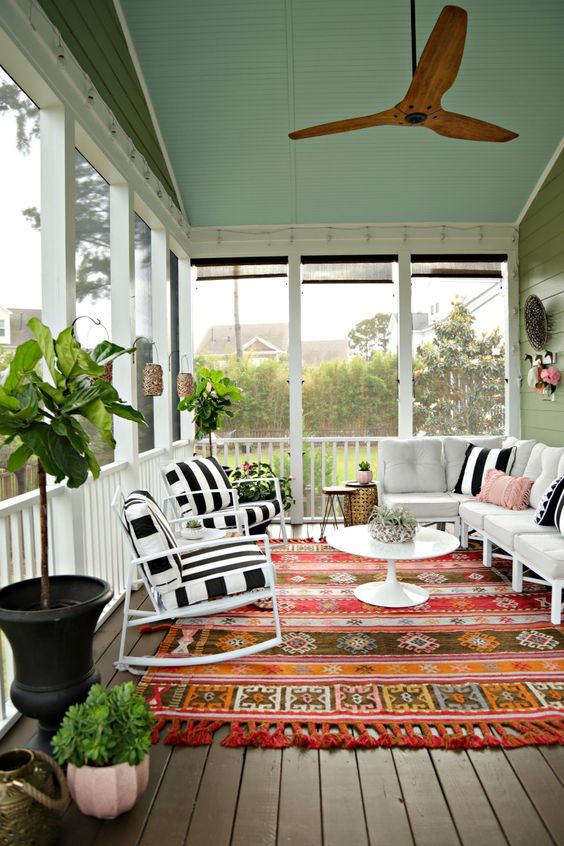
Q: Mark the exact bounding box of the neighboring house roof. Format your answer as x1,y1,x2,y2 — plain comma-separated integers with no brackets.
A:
197,323,348,364
2,309,42,347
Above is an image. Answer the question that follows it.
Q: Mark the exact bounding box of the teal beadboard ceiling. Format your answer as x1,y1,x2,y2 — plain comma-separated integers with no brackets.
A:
118,0,564,227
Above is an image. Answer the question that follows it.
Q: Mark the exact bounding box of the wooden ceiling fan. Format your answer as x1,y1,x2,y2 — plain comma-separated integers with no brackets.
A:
289,4,518,143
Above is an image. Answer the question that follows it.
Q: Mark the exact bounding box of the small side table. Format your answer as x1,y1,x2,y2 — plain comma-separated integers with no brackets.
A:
320,486,356,538
342,482,378,526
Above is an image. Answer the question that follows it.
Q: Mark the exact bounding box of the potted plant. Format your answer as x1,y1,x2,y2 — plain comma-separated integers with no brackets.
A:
356,460,373,484
368,504,417,543
177,367,241,456
230,460,294,510
181,518,205,539
0,318,145,748
51,682,154,819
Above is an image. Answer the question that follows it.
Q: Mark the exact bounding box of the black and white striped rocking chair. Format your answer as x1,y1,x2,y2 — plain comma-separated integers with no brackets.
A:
161,455,288,544
112,487,282,672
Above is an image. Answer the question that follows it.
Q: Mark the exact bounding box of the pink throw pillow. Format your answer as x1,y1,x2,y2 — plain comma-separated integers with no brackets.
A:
476,469,533,510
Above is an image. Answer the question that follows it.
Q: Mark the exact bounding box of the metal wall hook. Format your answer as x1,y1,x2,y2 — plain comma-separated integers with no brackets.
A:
71,315,109,347
132,336,159,364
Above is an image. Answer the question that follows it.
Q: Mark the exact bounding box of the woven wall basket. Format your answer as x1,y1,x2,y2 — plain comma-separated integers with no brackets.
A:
177,371,193,398
143,363,163,396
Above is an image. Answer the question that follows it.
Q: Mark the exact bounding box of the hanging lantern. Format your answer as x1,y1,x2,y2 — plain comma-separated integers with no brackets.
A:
99,362,113,383
143,363,163,396
176,355,193,398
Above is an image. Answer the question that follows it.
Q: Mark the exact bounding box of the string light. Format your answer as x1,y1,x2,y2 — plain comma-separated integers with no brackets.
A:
55,29,65,63
440,225,446,241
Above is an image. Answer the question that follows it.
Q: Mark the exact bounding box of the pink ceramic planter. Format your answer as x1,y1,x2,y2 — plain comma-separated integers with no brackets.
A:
67,755,149,819
355,470,373,484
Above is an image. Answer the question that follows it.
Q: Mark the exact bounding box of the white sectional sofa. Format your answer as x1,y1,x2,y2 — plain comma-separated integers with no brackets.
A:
378,436,564,623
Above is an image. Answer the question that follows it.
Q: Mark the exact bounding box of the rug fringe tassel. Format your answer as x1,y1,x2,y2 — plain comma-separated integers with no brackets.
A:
151,718,564,749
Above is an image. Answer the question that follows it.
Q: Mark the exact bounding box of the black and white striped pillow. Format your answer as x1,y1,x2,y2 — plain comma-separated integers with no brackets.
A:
534,477,564,525
165,457,233,517
176,538,269,605
122,490,183,607
453,444,516,496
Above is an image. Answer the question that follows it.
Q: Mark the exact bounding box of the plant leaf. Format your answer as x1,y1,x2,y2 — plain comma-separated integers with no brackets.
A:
54,326,79,378
47,429,89,487
90,341,135,364
28,318,59,385
7,443,33,471
3,339,42,392
81,398,115,446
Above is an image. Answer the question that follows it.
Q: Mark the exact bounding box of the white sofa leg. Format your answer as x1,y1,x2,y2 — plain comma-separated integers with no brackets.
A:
460,520,468,549
512,555,523,593
551,583,563,625
483,537,492,568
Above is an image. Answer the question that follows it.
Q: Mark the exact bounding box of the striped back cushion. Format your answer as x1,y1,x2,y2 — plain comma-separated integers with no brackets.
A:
535,477,564,526
453,444,516,496
122,490,182,599
164,457,233,516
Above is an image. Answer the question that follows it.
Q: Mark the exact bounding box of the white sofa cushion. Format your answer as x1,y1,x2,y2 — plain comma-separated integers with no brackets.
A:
379,437,446,493
459,499,513,530
483,510,558,552
382,492,468,519
443,436,503,491
523,444,564,508
514,533,564,581
502,437,536,477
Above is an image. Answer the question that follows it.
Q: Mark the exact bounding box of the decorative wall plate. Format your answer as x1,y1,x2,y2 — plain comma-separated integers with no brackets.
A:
524,294,549,351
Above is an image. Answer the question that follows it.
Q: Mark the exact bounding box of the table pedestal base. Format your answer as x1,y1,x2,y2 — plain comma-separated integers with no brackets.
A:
353,558,429,608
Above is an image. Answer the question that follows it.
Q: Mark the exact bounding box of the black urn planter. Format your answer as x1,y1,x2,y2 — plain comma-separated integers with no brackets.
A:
0,575,112,751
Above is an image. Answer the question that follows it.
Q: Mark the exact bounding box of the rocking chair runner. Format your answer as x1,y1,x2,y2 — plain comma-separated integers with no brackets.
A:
161,456,288,544
112,487,282,672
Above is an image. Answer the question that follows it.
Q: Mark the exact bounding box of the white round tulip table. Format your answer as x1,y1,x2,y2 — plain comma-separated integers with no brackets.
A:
326,525,459,608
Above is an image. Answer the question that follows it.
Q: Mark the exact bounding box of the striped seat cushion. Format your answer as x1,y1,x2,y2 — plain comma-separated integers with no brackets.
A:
164,457,233,516
453,444,516,496
122,490,183,606
176,539,270,605
202,499,281,531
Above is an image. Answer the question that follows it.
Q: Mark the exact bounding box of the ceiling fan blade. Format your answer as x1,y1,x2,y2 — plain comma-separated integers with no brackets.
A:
401,5,467,112
430,109,518,142
289,108,398,140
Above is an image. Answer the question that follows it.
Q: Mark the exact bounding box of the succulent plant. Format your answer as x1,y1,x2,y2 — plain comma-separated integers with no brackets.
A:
358,460,371,471
369,504,417,530
186,519,203,529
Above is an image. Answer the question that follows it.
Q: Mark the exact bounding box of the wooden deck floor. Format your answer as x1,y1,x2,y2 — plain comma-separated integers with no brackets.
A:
2,525,564,846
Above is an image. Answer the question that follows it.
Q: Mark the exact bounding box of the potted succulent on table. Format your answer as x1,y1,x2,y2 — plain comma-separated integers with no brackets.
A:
0,319,145,749
368,504,418,544
356,460,373,485
181,518,205,540
52,682,154,819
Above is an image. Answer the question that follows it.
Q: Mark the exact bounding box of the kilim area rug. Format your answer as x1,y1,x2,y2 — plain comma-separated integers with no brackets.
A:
137,541,564,749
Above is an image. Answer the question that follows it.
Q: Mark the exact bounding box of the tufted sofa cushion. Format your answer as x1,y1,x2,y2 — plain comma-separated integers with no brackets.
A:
523,444,564,508
502,437,536,477
378,438,445,494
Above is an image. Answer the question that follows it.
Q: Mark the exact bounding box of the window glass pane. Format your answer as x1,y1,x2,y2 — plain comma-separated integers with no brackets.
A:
134,214,154,452
193,259,289,463
0,67,41,499
74,149,113,465
412,257,506,435
170,251,180,442
301,257,398,515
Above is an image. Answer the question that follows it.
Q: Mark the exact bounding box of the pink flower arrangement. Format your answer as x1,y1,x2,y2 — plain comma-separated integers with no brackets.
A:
540,366,560,387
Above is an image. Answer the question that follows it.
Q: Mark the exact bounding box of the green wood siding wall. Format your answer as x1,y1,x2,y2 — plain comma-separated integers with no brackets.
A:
519,149,564,445
37,0,178,207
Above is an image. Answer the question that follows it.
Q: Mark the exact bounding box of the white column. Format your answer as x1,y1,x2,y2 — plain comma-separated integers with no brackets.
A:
178,258,194,445
40,105,76,331
505,249,521,436
288,251,304,523
39,104,83,574
397,250,413,438
151,228,172,451
110,182,139,491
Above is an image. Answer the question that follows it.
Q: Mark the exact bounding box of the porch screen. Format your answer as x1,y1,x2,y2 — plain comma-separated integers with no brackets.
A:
410,254,507,437
191,257,290,468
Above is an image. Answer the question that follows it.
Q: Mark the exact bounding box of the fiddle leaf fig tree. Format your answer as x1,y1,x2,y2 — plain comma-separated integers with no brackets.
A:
0,318,146,609
177,367,241,456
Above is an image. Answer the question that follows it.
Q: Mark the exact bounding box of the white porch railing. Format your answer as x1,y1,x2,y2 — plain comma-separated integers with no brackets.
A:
207,435,380,521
